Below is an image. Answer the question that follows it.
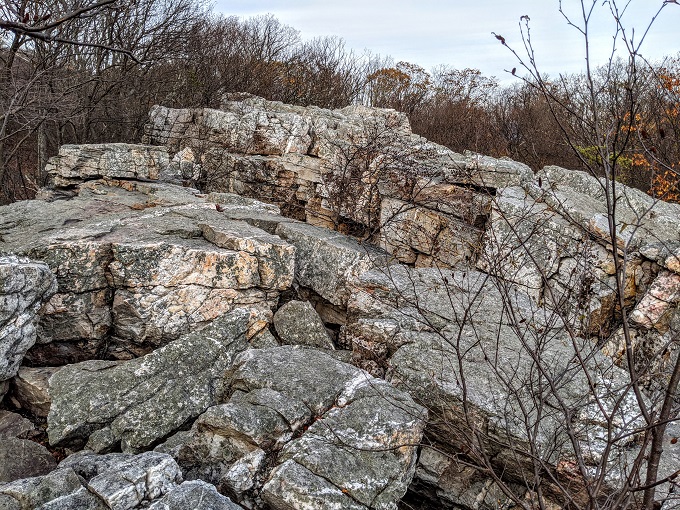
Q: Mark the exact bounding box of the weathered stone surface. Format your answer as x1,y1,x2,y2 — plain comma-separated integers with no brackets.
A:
630,270,680,331
200,220,295,290
37,289,112,344
1,179,295,352
47,309,253,452
0,256,57,381
379,197,484,267
148,480,244,510
535,165,680,248
45,143,170,188
65,451,182,510
0,468,98,510
262,460,366,510
275,222,388,307
640,241,680,273
11,366,60,417
406,446,526,510
477,184,644,337
0,451,223,510
345,265,661,504
236,347,426,509
0,411,36,439
273,300,334,349
157,346,425,509
145,97,533,271
0,437,57,483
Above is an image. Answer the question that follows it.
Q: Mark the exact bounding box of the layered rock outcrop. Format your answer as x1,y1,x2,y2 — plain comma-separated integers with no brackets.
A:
1,95,679,509
143,95,532,269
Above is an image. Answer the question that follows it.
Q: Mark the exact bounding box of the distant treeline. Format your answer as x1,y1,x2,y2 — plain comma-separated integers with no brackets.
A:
1,1,678,203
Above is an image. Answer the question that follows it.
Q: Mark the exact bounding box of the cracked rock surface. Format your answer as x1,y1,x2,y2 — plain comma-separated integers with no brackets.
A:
47,309,254,453
156,346,427,509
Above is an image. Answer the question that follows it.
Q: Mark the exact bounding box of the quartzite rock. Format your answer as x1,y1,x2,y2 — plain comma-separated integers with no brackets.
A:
148,480,243,510
273,300,334,349
235,347,427,509
0,451,236,510
275,221,388,307
11,366,60,417
157,346,426,509
0,256,57,382
0,176,296,353
45,143,170,188
47,309,253,452
345,264,673,506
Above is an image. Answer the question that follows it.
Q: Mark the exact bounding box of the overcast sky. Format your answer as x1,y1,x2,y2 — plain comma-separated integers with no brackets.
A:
214,0,679,83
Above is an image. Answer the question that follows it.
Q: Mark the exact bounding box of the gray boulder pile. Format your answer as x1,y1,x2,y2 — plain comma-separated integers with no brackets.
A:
0,95,679,509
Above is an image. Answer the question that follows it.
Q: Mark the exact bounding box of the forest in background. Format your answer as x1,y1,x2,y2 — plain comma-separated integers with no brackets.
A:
1,0,679,204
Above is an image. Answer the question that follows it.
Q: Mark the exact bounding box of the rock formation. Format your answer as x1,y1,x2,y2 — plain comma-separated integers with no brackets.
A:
0,95,679,509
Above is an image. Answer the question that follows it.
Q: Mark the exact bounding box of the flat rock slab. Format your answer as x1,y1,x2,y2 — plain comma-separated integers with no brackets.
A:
47,309,253,452
46,143,170,187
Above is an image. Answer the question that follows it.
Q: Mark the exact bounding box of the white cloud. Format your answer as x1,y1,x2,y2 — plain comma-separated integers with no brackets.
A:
214,0,680,79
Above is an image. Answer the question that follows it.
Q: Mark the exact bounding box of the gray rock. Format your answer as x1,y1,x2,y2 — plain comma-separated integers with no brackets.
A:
45,143,170,188
346,264,663,502
0,411,36,439
0,437,57,483
144,98,536,272
235,347,426,509
156,346,425,509
148,480,244,510
262,460,366,510
0,451,202,510
0,256,57,382
275,222,388,307
47,309,253,452
535,165,680,247
273,300,334,349
0,179,293,356
84,452,182,510
0,468,93,510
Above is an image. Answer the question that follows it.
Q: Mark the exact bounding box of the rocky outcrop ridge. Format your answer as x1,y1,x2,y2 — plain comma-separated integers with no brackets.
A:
0,140,426,509
143,95,533,269
1,95,679,509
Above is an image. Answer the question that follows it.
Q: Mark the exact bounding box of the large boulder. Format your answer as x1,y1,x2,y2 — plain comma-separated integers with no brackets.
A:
47,309,254,453
344,264,677,507
0,410,56,484
0,451,242,510
144,98,535,271
273,300,334,349
275,221,388,307
0,178,296,360
0,256,56,382
45,143,170,188
156,346,427,509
